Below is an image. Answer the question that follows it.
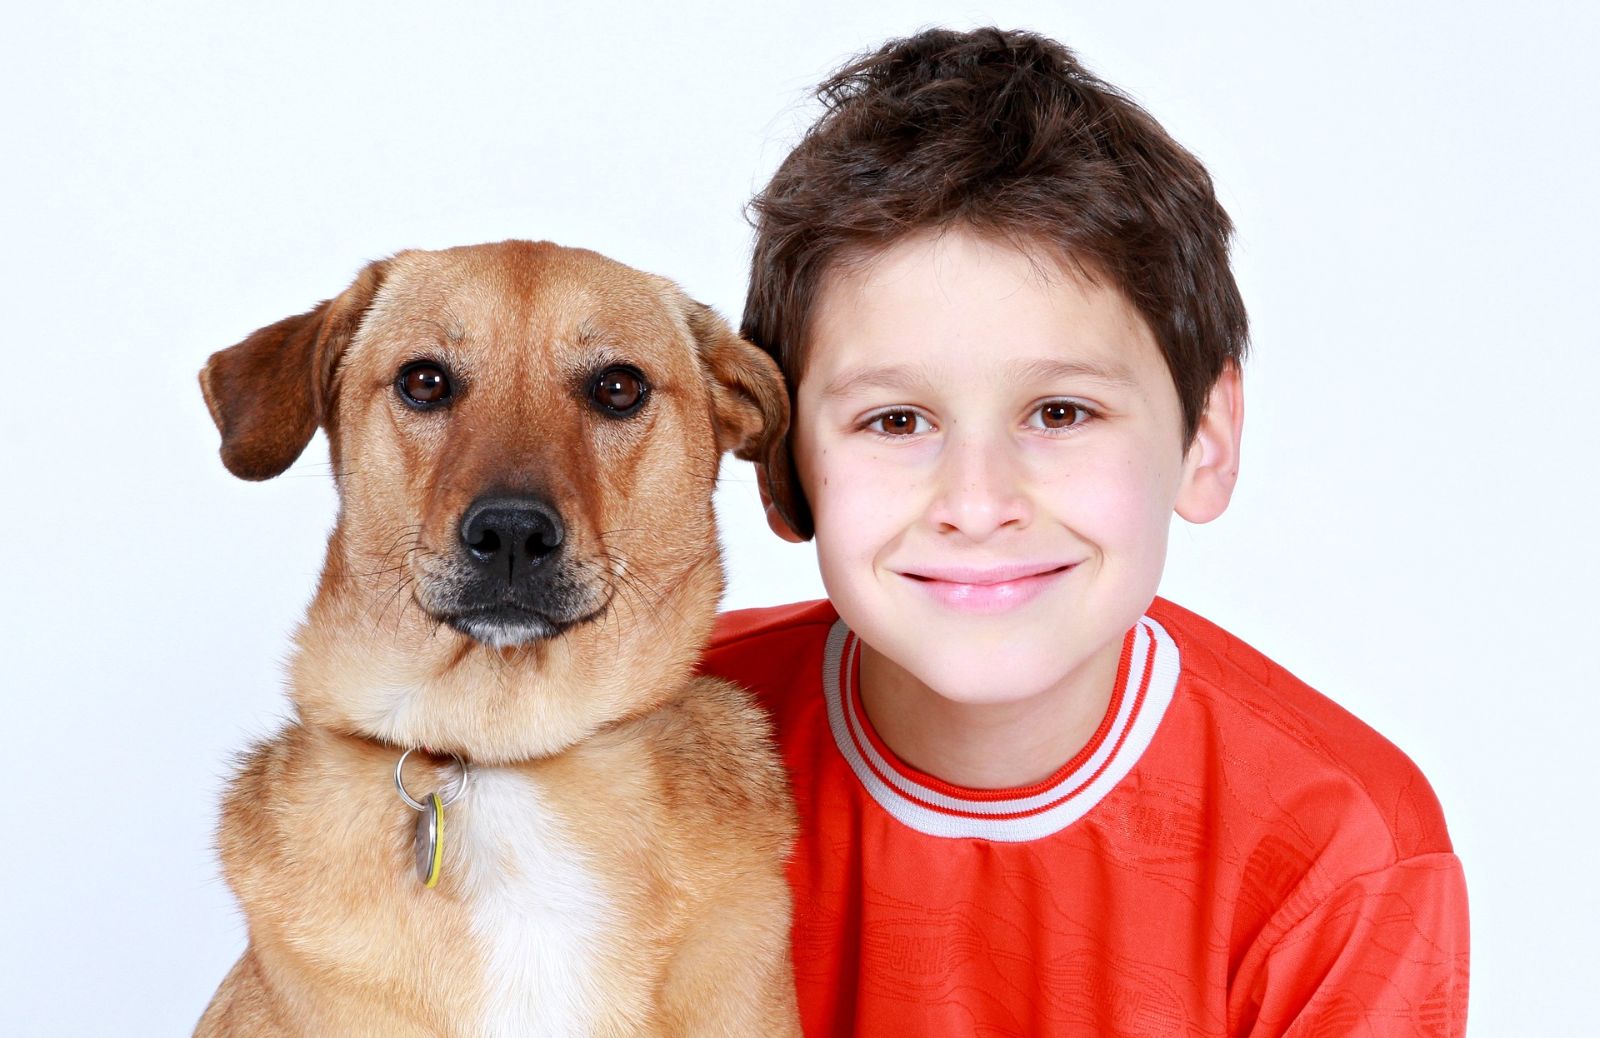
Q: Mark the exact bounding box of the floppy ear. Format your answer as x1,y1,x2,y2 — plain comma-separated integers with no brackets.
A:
199,260,388,480
683,302,812,540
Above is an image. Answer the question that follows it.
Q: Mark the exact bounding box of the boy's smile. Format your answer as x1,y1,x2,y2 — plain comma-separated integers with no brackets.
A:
780,227,1241,788
898,559,1075,615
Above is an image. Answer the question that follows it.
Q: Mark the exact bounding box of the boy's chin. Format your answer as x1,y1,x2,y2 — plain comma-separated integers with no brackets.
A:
872,616,1133,714
920,664,1084,709
891,645,1101,709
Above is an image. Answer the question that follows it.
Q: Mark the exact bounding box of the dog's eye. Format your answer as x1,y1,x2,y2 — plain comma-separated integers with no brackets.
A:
590,366,648,417
398,362,452,408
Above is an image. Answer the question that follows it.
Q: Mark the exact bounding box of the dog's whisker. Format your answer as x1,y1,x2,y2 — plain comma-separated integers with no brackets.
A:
390,573,420,634
351,552,427,583
366,547,436,633
349,528,431,590
599,553,691,631
371,574,408,630
592,555,643,651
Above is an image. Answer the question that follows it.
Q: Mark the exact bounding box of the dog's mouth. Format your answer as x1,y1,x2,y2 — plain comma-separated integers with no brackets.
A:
444,604,565,648
404,541,613,649
431,599,606,649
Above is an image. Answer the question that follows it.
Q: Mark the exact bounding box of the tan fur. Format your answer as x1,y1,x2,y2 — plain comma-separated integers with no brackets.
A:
196,241,799,1036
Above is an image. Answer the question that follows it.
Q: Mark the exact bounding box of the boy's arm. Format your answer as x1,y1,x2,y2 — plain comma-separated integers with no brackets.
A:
1231,852,1469,1037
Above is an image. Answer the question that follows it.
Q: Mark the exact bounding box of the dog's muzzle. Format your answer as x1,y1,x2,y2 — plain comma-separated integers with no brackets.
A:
429,493,602,647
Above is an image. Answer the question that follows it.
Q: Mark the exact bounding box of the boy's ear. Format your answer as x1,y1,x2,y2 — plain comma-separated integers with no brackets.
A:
199,260,389,481
683,302,814,541
1175,363,1244,523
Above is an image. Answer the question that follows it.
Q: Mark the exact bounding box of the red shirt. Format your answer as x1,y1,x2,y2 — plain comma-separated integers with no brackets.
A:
702,597,1468,1037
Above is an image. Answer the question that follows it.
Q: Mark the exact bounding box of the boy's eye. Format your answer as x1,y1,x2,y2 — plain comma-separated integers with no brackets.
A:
1030,400,1091,430
873,410,926,435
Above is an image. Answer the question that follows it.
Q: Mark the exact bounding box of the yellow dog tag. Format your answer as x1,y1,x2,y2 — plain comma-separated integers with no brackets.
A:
396,748,467,890
415,791,444,888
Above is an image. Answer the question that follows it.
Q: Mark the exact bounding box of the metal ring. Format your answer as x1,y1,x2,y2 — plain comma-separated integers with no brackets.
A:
394,748,471,812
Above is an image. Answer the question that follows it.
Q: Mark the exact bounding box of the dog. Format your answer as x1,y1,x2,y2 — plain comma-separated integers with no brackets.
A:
195,240,801,1036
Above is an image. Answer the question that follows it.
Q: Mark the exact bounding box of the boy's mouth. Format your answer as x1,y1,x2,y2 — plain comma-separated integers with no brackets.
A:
897,562,1075,614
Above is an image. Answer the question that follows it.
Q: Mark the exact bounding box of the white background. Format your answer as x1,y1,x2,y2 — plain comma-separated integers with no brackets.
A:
3,1,1595,1033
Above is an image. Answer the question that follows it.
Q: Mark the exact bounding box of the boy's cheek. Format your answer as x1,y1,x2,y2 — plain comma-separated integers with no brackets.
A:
1034,440,1186,523
812,478,903,546
805,445,920,518
1074,466,1179,531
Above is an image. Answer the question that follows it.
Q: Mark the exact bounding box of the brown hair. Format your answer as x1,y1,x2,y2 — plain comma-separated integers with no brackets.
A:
743,27,1249,539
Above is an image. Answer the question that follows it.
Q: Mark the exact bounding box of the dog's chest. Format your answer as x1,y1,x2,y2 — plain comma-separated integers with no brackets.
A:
453,767,615,1038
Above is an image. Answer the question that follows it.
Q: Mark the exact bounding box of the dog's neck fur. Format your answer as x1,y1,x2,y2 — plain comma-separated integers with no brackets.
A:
285,526,727,765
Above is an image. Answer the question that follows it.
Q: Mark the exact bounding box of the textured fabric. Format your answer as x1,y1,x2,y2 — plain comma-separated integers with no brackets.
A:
701,598,1469,1037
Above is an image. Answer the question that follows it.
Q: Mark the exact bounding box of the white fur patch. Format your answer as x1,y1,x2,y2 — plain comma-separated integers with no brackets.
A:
455,767,614,1037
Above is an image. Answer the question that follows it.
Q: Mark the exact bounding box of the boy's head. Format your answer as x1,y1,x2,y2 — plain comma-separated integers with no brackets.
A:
741,27,1248,721
743,27,1248,541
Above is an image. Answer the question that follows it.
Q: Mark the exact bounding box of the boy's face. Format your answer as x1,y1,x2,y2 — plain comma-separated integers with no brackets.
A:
784,228,1239,711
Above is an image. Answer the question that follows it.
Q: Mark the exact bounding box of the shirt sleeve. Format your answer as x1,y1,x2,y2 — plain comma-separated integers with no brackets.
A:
1233,852,1470,1037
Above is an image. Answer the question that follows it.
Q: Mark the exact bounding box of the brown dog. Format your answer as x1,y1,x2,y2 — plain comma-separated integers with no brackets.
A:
195,241,800,1036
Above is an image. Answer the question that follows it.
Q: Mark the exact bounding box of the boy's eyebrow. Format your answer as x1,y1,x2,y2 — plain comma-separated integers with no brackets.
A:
1011,357,1138,388
819,357,1137,399
818,363,928,400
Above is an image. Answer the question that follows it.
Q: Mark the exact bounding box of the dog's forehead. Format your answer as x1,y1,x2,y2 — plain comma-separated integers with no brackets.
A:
367,242,688,346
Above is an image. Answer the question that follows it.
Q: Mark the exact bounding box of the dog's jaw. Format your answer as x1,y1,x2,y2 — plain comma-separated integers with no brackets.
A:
451,613,563,650
289,542,724,763
443,600,610,651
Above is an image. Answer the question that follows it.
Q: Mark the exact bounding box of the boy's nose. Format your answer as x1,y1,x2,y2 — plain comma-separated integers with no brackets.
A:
926,433,1032,540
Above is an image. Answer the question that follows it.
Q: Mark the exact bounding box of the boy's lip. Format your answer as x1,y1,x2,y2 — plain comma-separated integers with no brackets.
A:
899,562,1074,584
895,562,1076,614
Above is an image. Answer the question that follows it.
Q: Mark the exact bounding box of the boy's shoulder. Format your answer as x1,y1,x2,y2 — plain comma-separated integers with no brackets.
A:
1148,596,1453,862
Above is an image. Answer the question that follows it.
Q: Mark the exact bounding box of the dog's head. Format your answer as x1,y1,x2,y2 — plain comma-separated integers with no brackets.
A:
201,241,788,759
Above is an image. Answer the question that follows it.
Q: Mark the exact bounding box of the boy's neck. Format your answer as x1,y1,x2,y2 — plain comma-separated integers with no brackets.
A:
856,638,1122,791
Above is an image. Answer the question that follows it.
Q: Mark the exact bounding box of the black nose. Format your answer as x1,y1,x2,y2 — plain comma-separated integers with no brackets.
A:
459,495,565,572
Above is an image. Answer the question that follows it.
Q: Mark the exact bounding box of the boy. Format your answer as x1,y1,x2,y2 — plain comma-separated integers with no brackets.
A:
702,27,1469,1037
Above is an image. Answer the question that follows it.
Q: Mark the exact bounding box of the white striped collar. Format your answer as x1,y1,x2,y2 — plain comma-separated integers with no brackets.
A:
821,615,1181,842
